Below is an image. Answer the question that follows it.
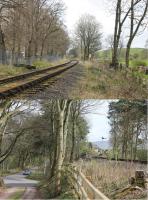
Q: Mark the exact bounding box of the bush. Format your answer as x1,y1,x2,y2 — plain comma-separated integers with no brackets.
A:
38,171,75,199
33,60,52,69
136,149,147,161
0,65,27,78
131,60,147,67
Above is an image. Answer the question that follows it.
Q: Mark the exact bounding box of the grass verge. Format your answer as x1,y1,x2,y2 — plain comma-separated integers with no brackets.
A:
0,59,69,79
0,65,28,79
71,61,147,99
33,58,68,69
9,189,25,200
27,172,44,181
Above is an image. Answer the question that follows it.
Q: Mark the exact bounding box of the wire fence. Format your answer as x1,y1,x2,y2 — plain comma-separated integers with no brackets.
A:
0,51,62,66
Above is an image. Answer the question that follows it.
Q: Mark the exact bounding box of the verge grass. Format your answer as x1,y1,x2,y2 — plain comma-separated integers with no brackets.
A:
0,65,28,79
0,58,69,79
27,172,44,181
71,61,147,99
8,189,25,200
33,58,68,69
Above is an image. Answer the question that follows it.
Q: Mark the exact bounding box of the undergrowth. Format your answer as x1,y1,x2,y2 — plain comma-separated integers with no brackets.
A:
38,171,75,199
0,65,28,79
27,172,44,181
33,58,68,69
79,160,147,199
71,61,147,99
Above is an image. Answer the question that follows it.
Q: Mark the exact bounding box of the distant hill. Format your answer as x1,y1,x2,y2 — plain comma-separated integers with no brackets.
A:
97,48,148,61
92,140,112,150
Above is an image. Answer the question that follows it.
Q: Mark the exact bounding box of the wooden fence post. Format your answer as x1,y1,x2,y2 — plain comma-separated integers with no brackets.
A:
68,165,110,200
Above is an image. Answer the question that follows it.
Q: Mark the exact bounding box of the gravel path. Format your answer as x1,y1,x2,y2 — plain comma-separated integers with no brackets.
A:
21,64,85,99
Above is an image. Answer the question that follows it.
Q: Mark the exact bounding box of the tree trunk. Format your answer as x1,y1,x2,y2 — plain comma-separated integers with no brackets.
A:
112,0,122,69
0,25,7,65
134,132,139,160
26,40,32,65
50,120,58,178
126,44,131,68
40,42,44,59
125,0,148,67
70,121,76,163
55,110,64,195
54,100,72,195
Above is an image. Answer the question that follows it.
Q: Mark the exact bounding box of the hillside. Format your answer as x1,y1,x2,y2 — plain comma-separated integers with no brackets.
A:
97,48,148,62
92,140,112,150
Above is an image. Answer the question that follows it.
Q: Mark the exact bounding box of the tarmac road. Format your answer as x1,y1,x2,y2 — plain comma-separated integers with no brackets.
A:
3,172,39,187
0,172,40,199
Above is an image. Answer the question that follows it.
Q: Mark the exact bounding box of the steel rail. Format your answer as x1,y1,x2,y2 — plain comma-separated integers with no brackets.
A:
0,61,72,84
0,60,78,98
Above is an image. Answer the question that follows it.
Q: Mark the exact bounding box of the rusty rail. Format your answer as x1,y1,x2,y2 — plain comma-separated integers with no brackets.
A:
0,60,78,98
0,61,72,85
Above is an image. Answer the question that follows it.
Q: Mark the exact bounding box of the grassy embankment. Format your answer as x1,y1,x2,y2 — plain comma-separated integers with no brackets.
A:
79,160,147,199
0,58,68,79
71,59,147,99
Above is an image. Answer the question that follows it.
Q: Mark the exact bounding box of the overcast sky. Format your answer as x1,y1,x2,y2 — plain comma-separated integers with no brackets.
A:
63,0,148,48
85,100,112,142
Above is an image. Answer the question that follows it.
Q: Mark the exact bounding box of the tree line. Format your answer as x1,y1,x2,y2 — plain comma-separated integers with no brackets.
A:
108,100,147,161
0,0,147,67
0,0,69,65
70,0,148,68
0,99,93,196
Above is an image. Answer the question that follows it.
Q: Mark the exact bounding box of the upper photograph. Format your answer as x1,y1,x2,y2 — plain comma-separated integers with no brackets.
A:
0,0,147,99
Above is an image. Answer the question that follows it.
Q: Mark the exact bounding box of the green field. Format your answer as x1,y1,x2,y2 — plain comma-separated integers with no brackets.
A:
97,48,148,67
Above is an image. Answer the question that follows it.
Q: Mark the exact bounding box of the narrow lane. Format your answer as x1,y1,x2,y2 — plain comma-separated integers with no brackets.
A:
0,172,39,199
3,173,39,187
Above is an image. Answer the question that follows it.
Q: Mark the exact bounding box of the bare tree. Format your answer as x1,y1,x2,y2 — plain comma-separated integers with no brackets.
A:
75,14,102,61
0,0,24,64
0,0,68,65
55,100,72,194
105,35,114,51
125,0,148,67
111,0,143,69
0,100,31,163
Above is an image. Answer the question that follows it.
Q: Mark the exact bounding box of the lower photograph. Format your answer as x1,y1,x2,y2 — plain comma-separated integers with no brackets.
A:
0,99,147,200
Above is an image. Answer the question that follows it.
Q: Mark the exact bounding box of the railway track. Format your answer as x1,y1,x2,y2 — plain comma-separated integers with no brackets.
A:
0,60,78,98
92,156,147,164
